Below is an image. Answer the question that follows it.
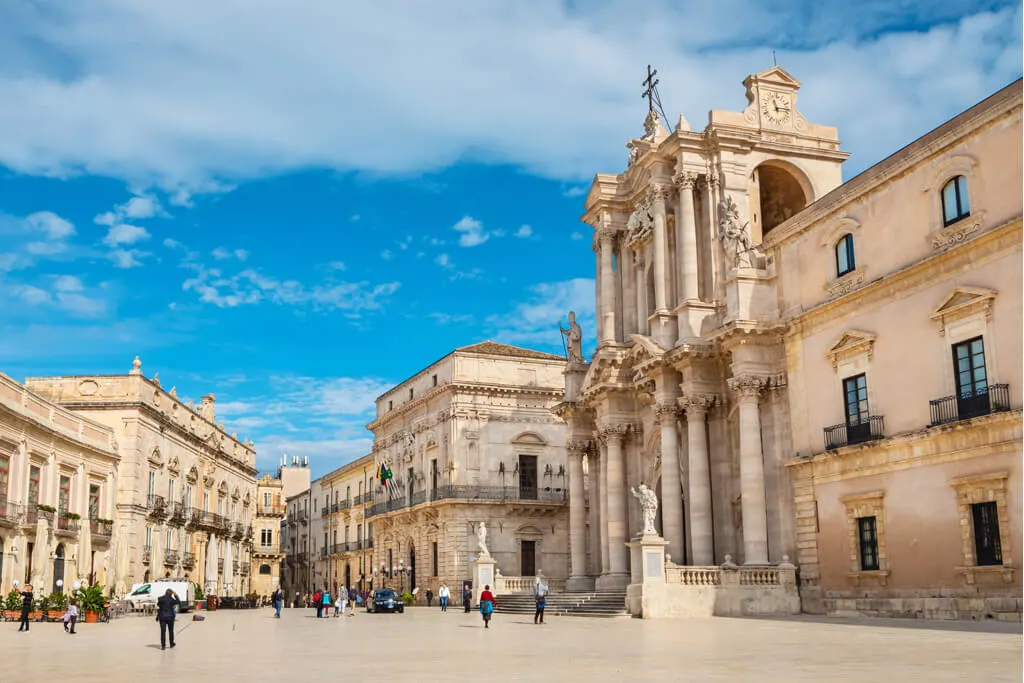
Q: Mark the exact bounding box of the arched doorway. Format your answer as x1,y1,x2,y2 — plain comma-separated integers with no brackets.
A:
751,163,808,241
52,543,65,593
408,545,415,592
344,563,351,589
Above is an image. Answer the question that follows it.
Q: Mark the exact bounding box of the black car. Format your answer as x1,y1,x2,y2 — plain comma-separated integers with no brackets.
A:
366,589,405,613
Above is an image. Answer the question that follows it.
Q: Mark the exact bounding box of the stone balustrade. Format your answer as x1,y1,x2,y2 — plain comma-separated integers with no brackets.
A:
494,575,565,595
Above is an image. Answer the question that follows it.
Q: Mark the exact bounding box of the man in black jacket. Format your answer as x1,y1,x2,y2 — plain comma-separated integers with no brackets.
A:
156,589,180,650
17,584,33,632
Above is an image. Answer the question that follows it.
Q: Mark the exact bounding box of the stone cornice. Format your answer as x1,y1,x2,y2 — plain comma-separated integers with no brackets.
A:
763,82,1022,249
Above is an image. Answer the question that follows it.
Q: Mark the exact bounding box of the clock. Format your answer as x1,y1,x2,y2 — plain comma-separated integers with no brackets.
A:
761,92,791,124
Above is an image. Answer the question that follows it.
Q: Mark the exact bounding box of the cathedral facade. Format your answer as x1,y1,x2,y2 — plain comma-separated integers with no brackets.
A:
560,68,1022,620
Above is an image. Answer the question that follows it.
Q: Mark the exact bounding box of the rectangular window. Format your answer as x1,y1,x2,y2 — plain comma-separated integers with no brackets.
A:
519,455,538,500
430,459,438,496
88,485,100,519
857,516,879,571
261,529,273,547
388,400,393,411
203,491,209,513
409,388,414,400
148,469,156,497
29,466,40,506
59,475,71,513
972,501,1002,566
0,454,9,501
166,529,173,551
432,541,438,576
263,492,272,507
432,374,438,387
168,478,176,504
145,526,153,549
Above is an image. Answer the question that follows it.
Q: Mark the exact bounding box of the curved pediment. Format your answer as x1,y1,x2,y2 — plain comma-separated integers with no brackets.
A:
511,431,546,446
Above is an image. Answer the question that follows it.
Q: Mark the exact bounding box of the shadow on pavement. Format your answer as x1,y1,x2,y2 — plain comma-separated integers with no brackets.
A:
740,614,1020,634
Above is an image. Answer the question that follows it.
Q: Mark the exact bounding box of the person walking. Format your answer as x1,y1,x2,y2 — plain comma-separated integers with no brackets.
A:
533,577,548,625
272,587,283,619
462,584,472,613
157,588,181,650
17,584,33,632
63,599,79,634
438,583,450,613
348,587,358,616
321,588,332,619
425,589,434,608
479,585,496,629
313,589,323,618
336,587,346,618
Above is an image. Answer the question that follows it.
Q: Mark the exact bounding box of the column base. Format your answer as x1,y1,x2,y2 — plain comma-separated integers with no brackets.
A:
595,572,631,591
649,311,678,350
674,299,718,340
565,575,597,593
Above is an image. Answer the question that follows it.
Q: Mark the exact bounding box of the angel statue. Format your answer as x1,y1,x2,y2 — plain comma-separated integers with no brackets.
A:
560,311,584,364
476,521,491,557
631,483,659,536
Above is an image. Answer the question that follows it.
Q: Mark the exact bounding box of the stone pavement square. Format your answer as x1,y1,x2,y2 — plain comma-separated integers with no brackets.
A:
3,608,1021,682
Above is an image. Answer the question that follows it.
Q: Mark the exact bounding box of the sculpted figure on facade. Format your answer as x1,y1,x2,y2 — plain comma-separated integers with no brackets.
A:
631,483,659,536
560,311,585,364
476,521,491,558
718,195,754,268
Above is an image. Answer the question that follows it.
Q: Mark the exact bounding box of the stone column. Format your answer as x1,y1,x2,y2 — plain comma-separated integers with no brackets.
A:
601,424,630,587
598,228,617,346
674,170,700,302
566,441,593,591
587,451,602,577
728,376,769,564
598,442,609,575
655,402,684,564
592,236,603,343
681,395,714,565
650,185,670,313
633,251,645,333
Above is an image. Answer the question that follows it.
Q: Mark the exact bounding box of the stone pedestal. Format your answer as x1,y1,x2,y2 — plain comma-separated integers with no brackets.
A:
624,533,668,618
674,300,718,340
563,362,589,402
724,266,776,323
471,555,497,604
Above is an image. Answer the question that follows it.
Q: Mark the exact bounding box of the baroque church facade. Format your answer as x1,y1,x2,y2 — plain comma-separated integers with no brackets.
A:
559,67,1022,620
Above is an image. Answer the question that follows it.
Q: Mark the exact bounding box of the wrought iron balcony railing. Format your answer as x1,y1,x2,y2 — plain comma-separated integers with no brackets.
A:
366,485,569,517
142,546,152,564
147,494,168,517
164,549,179,566
930,384,1011,426
182,552,196,569
89,518,113,538
824,415,885,449
56,512,80,534
0,500,22,526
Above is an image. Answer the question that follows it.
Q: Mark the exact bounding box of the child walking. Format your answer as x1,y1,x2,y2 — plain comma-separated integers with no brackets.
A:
63,600,78,634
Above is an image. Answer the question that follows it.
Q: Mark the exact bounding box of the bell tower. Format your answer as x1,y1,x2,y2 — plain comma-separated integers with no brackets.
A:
741,66,805,132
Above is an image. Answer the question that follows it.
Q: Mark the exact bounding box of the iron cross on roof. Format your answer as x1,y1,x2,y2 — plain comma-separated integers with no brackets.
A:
642,64,659,113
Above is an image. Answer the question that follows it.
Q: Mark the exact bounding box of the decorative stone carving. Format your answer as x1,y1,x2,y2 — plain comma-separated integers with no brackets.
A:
476,521,491,558
631,483,659,536
169,386,177,399
825,270,866,300
627,194,654,244
654,401,679,423
728,375,767,400
646,183,671,204
826,331,877,370
599,423,629,442
641,110,660,141
130,356,142,376
560,311,584,364
566,439,593,457
679,394,715,414
673,170,698,190
152,372,161,387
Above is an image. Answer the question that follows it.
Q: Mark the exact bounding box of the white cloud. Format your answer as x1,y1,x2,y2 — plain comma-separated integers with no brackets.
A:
103,224,150,247
211,247,232,260
235,249,249,261
53,275,84,292
0,3,1016,193
25,241,68,255
435,253,453,268
327,260,346,270
487,278,596,349
453,216,488,247
26,211,75,240
163,238,184,249
95,195,164,226
109,249,147,268
515,225,533,238
563,186,588,197
380,249,394,261
570,231,585,240
181,260,400,313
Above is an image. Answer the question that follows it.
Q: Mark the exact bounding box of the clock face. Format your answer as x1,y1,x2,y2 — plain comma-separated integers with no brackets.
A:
761,92,791,124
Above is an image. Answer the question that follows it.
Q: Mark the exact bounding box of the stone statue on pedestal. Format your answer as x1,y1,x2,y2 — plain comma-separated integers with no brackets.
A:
560,311,584,364
476,521,491,557
631,483,659,536
718,195,754,268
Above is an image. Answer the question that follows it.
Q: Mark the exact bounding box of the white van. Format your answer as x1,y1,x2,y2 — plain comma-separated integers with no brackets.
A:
127,580,195,612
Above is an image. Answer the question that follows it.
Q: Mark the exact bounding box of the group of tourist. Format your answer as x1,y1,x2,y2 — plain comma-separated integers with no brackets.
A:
12,584,80,635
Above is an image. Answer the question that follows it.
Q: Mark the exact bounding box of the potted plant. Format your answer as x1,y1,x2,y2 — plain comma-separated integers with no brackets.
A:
4,589,21,621
37,504,56,513
66,512,81,520
29,593,45,622
50,590,68,621
400,591,414,607
194,582,205,611
74,584,108,623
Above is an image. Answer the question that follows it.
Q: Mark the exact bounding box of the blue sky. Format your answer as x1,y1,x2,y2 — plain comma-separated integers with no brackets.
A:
1,1,1020,476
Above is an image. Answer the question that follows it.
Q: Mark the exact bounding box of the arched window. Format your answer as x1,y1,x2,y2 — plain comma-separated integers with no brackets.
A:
942,176,970,225
835,234,855,277
259,564,272,575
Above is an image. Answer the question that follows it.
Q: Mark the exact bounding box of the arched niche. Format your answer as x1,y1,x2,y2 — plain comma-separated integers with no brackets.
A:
750,160,813,242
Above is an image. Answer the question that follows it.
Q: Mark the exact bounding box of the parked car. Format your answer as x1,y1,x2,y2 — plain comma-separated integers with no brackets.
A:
366,589,404,613
126,580,195,612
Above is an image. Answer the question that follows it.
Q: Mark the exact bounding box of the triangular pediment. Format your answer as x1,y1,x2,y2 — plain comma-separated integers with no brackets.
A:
826,330,876,369
931,287,997,318
628,334,666,361
748,66,801,89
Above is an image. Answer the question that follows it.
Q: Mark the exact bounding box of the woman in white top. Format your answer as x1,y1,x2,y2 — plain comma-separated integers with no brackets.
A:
336,587,347,618
438,583,450,612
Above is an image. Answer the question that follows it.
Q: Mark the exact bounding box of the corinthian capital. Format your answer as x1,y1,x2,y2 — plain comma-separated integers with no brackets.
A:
727,375,767,400
646,183,671,204
672,170,699,190
679,394,715,414
654,401,679,423
566,439,593,457
597,227,618,244
599,423,629,443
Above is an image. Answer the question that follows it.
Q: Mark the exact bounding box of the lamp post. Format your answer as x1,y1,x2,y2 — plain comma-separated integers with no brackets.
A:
398,560,406,592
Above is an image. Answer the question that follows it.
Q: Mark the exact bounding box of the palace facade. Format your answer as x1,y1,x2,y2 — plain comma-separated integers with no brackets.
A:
366,342,571,596
561,67,1022,620
26,358,258,597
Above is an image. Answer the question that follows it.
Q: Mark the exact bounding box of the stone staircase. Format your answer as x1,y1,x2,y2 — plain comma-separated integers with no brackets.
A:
494,590,629,618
